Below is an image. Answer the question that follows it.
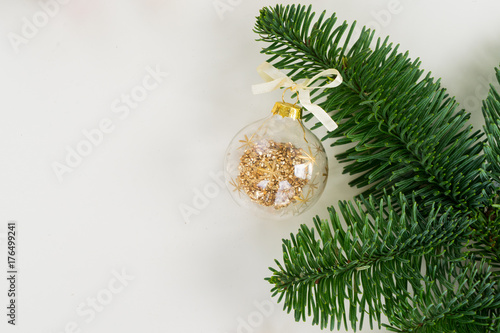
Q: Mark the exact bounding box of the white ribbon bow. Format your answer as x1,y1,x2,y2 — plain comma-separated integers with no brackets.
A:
251,62,343,131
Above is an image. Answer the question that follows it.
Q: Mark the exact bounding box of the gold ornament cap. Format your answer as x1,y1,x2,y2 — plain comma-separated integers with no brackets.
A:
271,102,301,120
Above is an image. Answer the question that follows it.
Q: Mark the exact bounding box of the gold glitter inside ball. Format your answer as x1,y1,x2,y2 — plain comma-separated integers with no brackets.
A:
237,140,310,209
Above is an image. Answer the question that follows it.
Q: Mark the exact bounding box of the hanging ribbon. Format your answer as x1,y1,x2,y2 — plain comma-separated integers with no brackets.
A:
251,62,343,131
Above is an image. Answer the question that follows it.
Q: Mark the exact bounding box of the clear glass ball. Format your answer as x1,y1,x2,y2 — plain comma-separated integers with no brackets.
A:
224,102,328,219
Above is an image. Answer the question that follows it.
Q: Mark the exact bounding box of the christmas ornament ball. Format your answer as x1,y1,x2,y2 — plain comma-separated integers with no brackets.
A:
224,102,328,219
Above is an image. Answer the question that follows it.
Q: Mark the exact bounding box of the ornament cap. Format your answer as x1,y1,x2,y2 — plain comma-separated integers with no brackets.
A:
271,102,301,120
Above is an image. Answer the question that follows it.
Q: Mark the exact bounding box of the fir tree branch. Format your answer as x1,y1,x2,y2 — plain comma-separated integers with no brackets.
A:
384,259,500,332
476,67,500,264
266,193,472,331
482,67,500,180
256,4,500,332
254,5,492,213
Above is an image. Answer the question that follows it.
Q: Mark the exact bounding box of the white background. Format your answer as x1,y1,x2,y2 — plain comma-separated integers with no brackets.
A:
1,0,500,332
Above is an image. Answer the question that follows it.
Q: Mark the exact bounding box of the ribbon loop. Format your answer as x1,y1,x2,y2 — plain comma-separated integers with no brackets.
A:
252,62,343,131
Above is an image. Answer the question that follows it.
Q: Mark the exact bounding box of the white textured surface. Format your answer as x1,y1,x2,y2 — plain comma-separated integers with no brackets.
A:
1,1,500,332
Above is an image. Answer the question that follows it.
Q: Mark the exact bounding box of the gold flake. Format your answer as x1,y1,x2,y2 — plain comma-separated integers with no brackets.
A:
236,140,311,209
